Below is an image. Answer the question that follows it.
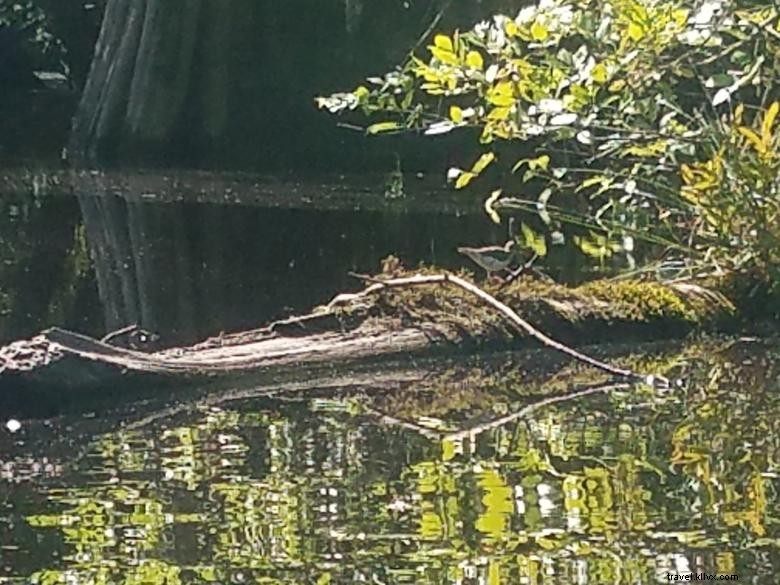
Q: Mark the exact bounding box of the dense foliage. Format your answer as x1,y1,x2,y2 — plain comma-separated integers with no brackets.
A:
319,0,780,288
0,1,104,84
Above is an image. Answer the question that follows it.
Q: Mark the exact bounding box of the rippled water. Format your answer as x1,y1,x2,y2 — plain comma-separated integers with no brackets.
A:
1,341,778,584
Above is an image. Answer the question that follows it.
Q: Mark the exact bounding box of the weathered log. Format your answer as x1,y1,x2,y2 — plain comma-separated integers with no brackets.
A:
0,268,733,409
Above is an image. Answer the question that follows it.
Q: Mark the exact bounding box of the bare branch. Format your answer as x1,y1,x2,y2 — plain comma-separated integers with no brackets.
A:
337,272,670,388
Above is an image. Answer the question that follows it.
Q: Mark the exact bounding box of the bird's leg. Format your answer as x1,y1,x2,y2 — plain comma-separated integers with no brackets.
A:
486,270,505,285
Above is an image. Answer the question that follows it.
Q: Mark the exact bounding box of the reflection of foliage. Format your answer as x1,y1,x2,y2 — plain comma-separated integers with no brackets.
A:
0,2,65,71
5,342,779,583
0,1,106,79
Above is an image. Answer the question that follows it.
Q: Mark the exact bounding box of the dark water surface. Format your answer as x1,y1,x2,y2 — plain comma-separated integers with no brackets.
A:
0,175,509,346
0,341,779,584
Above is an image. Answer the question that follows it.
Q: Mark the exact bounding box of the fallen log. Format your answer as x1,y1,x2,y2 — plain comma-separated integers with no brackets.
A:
0,266,735,409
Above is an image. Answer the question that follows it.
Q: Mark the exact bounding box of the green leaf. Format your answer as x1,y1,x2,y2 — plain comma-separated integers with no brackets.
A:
706,74,735,89
366,121,402,135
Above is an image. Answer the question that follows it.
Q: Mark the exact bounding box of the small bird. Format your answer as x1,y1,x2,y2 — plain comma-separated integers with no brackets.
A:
457,240,517,278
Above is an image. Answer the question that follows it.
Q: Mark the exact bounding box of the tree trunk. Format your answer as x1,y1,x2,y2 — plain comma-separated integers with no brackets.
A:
70,0,236,164
68,0,475,170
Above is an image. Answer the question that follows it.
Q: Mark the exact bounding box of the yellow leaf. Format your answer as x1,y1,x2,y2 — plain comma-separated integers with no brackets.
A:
434,34,453,52
441,439,456,461
471,152,496,175
622,139,668,157
608,79,626,92
734,103,744,125
680,164,696,183
738,126,766,155
531,21,549,41
761,101,779,147
578,175,606,191
672,9,689,27
529,154,550,171
487,81,515,107
450,105,464,124
488,561,501,585
575,234,613,259
354,85,370,100
591,63,608,84
627,21,645,41
487,106,511,121
681,186,702,205
484,189,503,224
430,47,459,66
466,50,484,70
521,222,548,257
455,172,476,190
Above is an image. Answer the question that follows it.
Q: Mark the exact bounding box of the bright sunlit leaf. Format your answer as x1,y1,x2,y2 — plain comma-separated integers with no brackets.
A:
531,21,549,41
466,50,484,70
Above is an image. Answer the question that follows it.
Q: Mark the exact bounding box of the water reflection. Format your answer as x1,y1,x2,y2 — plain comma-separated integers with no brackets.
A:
1,341,778,583
0,185,497,346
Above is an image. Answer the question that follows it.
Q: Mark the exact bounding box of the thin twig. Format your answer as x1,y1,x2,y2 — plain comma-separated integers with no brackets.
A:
334,273,669,388
443,382,630,441
364,382,631,441
100,324,139,345
411,0,453,54
361,405,444,439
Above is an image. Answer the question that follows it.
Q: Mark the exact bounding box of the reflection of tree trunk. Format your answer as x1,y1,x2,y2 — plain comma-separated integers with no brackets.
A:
77,192,200,342
78,194,140,330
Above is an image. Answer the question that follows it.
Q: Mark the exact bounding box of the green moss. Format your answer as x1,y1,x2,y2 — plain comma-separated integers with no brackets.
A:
576,280,702,323
328,259,736,346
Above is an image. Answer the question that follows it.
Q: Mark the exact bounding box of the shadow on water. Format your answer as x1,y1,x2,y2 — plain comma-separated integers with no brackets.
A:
0,339,778,583
0,174,512,347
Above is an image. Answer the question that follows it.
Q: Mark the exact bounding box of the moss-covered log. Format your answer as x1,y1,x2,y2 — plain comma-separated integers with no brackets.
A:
0,265,737,407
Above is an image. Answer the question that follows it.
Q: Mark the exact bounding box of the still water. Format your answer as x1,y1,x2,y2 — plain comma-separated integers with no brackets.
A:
1,341,779,584
0,175,509,346
1,178,779,584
